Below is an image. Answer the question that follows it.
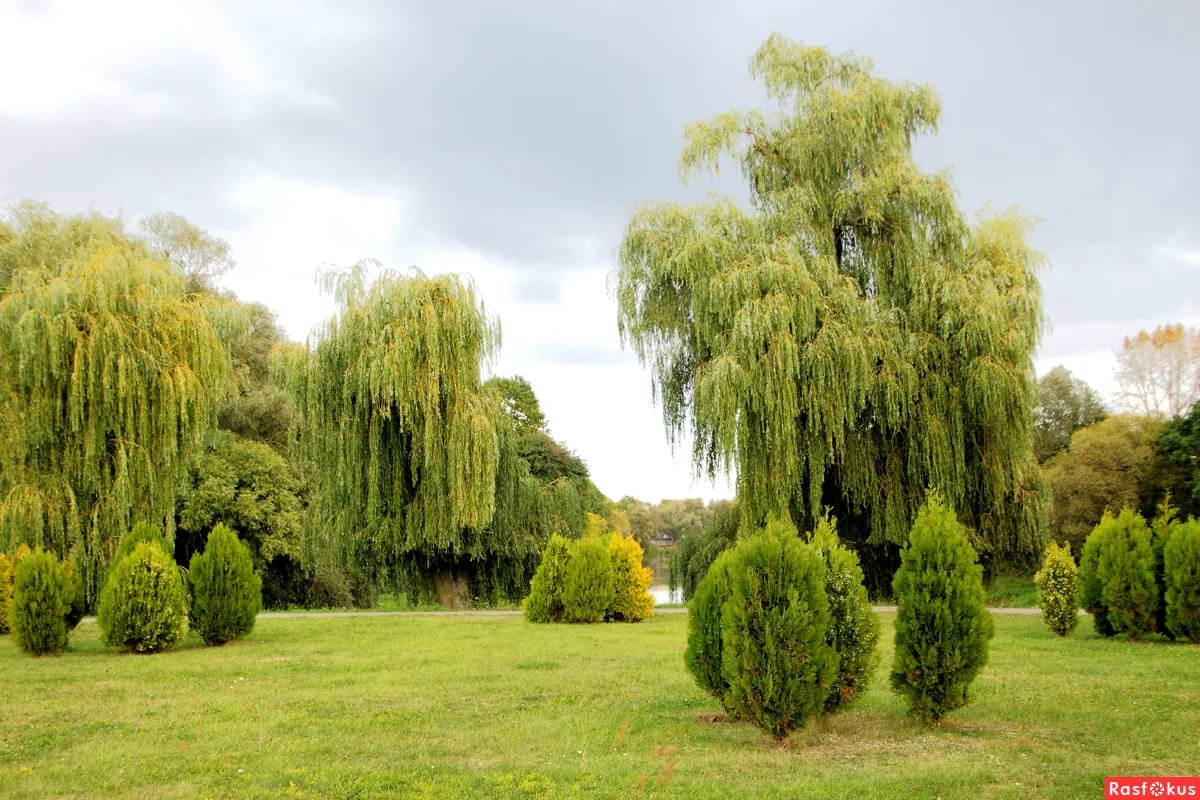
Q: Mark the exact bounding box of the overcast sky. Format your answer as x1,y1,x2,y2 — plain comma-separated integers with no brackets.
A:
2,0,1198,503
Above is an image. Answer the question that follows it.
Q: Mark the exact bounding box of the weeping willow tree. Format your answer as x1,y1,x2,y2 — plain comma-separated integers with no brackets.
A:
282,262,550,605
616,36,1046,585
0,205,227,606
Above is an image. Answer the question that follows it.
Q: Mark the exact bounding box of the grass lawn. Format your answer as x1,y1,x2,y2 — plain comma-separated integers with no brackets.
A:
2,612,1196,799
985,575,1039,608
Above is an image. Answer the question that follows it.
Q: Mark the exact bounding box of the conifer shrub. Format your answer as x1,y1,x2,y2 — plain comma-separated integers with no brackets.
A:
562,536,614,623
62,558,86,630
1150,510,1174,638
721,519,836,740
1079,517,1116,636
606,533,653,622
1034,541,1079,636
97,542,188,653
1096,508,1158,639
188,524,261,646
683,548,736,711
1163,518,1200,642
8,549,74,656
890,496,993,723
809,517,880,713
524,534,575,623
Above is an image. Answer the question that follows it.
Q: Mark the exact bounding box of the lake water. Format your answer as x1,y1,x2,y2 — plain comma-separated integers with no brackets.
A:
649,585,683,605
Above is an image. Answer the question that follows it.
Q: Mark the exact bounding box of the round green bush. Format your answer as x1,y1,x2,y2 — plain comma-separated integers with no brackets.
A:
1079,517,1116,636
1034,540,1079,636
606,533,653,622
188,524,261,646
9,549,74,656
524,534,575,623
683,548,736,711
890,496,993,723
721,519,836,740
562,537,614,623
1096,508,1157,639
304,568,354,609
97,542,188,653
809,517,880,713
1163,518,1200,642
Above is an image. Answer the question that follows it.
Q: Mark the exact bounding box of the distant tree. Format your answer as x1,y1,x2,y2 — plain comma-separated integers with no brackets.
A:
656,498,710,541
1034,366,1107,462
670,501,740,600
282,263,548,605
0,207,226,607
1158,401,1200,519
616,496,659,544
1115,323,1200,419
616,35,1045,584
485,376,547,433
139,211,234,293
1042,415,1166,556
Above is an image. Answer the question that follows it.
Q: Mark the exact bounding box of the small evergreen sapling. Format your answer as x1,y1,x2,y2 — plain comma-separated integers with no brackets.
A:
890,496,993,723
97,541,188,653
606,532,654,622
188,524,262,646
1096,508,1158,639
1163,518,1200,642
562,536,614,623
524,534,575,623
721,519,836,740
8,549,74,656
1034,541,1079,636
1079,517,1116,636
808,517,880,713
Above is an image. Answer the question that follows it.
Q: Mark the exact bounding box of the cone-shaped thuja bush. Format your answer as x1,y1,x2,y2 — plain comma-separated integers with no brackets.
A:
606,532,653,622
809,516,880,713
524,534,575,623
1034,541,1079,636
1096,508,1158,640
562,536,614,623
97,541,188,653
188,524,261,646
1079,517,1116,636
1163,517,1200,642
890,495,993,723
9,548,74,656
722,518,836,740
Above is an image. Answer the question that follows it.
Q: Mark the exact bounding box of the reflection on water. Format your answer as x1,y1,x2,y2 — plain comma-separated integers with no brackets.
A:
650,585,683,605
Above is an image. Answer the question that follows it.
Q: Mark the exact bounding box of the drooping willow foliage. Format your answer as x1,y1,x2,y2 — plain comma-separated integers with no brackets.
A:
616,35,1046,582
0,205,226,606
282,263,552,603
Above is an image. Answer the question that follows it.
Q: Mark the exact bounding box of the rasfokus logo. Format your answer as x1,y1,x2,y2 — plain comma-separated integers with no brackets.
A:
1106,777,1200,798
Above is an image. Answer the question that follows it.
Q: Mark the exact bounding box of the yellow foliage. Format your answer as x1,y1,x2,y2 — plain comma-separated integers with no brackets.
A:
607,533,653,622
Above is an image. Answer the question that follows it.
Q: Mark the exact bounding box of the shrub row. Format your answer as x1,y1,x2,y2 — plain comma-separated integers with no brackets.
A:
524,530,653,624
1079,506,1200,642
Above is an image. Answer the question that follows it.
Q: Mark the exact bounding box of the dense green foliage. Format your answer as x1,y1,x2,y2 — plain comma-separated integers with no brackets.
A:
616,35,1046,585
722,521,836,740
670,501,739,600
1033,366,1107,463
0,551,12,634
1163,518,1200,641
524,534,574,623
303,569,355,609
283,265,557,605
8,549,73,656
111,521,170,571
484,376,547,434
0,207,226,608
1034,541,1079,636
176,430,303,595
606,533,653,622
683,549,735,711
188,524,261,645
1095,508,1158,639
97,541,188,653
890,497,993,723
1043,415,1166,556
809,517,880,712
1078,518,1115,636
561,537,614,624
1158,401,1200,519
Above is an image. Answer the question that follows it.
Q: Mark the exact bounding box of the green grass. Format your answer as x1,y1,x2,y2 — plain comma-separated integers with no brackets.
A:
3,613,1196,799
985,574,1040,608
